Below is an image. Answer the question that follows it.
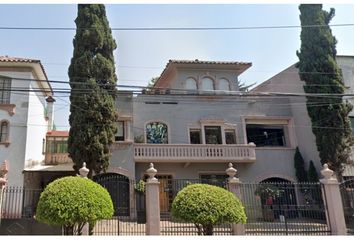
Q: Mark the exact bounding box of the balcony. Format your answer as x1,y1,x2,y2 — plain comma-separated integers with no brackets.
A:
134,143,256,163
44,153,72,165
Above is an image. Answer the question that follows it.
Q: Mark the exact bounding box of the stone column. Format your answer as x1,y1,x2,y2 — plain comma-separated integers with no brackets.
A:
145,163,160,235
226,163,245,235
320,164,347,235
79,162,89,178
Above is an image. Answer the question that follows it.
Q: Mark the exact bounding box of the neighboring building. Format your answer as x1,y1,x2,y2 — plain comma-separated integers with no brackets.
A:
0,56,55,187
253,55,354,178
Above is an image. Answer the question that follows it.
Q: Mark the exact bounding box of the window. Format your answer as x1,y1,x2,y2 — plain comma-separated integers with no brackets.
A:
350,117,354,136
204,126,222,144
246,124,286,147
0,77,11,104
219,78,230,91
201,77,214,91
225,129,236,144
46,137,68,153
185,78,197,90
0,121,8,142
115,121,125,141
190,129,201,144
146,122,168,144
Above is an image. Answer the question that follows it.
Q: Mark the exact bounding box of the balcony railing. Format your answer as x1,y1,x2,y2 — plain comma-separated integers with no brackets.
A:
134,143,256,163
44,153,72,165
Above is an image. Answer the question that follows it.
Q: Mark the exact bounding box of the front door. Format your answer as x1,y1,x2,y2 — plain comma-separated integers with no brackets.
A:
159,175,172,212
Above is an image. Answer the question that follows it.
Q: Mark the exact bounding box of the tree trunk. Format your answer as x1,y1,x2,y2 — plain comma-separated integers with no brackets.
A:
203,224,214,235
63,225,74,235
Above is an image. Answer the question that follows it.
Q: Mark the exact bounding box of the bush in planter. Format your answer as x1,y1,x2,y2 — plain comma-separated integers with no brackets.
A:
171,184,246,235
36,176,114,235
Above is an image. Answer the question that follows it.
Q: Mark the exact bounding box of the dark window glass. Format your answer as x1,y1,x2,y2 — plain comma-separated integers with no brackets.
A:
115,121,125,141
0,121,8,142
246,124,286,147
225,130,236,144
190,129,201,144
204,126,222,144
0,78,11,104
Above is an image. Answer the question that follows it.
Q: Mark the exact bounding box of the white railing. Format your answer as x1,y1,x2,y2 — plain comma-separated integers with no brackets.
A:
134,143,256,162
45,153,72,165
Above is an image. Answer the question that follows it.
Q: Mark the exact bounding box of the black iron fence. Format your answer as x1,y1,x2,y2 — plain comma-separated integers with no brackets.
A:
0,180,333,236
240,182,330,235
92,178,146,235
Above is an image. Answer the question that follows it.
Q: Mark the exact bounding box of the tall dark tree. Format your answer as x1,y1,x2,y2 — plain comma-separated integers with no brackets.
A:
68,4,117,178
308,160,319,182
294,147,308,182
296,4,353,180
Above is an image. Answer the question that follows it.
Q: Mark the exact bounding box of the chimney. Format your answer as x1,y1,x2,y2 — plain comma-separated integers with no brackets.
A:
46,96,56,131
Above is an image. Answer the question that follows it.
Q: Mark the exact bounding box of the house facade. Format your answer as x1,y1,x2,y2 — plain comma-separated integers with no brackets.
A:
0,56,54,187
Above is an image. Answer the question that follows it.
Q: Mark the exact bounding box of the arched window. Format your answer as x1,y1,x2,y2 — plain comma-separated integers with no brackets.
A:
201,77,214,91
185,78,197,90
146,122,168,144
219,78,230,91
0,121,9,142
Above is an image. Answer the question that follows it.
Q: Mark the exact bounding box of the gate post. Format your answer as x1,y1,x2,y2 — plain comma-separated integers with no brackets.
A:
226,163,245,235
320,164,347,235
145,163,160,235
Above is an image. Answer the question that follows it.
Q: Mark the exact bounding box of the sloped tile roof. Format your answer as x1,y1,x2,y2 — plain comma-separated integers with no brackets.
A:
168,59,251,66
0,55,48,80
46,130,69,137
155,59,252,88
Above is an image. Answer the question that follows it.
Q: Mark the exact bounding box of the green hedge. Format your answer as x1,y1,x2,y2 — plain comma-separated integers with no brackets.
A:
36,176,113,228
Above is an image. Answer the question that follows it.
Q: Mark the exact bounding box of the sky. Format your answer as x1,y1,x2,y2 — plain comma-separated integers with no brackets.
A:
1,4,354,130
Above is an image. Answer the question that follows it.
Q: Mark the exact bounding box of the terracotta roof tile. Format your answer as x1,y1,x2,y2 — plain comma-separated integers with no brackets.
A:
47,131,69,137
0,55,49,81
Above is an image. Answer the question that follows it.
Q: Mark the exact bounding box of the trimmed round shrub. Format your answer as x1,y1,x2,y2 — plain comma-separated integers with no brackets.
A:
171,183,246,235
36,176,113,235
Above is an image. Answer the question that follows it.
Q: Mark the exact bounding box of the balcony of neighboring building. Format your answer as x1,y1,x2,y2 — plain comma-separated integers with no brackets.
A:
44,131,72,165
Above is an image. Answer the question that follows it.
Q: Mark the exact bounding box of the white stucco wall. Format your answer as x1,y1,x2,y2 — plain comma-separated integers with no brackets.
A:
0,71,31,186
24,80,48,168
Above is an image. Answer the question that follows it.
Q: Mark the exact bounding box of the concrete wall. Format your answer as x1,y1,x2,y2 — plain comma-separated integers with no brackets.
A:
109,92,135,178
133,94,293,145
169,68,240,91
24,80,48,168
0,219,61,235
252,64,322,172
135,148,296,182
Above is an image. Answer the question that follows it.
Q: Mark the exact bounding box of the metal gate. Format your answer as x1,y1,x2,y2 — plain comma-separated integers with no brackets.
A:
241,182,330,235
92,174,146,235
340,179,354,234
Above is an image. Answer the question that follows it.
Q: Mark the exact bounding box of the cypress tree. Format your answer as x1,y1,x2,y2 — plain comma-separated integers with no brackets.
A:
294,147,308,182
68,4,117,178
308,160,319,182
296,4,353,180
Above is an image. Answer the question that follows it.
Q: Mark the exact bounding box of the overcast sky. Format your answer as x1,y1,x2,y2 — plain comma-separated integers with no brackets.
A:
0,4,353,130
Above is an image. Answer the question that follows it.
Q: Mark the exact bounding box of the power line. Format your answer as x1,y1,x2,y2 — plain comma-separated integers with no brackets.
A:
0,23,353,31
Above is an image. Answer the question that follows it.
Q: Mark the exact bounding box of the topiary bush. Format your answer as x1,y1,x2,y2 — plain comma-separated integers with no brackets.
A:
171,183,246,235
36,176,114,235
